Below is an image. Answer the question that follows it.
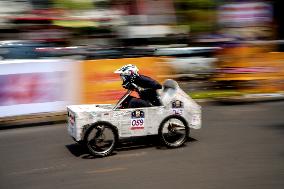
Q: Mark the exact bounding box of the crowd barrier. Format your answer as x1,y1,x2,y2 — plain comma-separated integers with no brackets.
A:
0,59,78,118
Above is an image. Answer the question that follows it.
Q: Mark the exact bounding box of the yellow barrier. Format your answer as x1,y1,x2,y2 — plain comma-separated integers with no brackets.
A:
81,57,171,104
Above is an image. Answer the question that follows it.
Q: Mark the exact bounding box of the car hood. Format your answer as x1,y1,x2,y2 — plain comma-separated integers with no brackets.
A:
67,104,114,117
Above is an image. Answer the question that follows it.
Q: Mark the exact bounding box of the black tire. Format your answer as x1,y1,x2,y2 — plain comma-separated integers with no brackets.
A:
158,115,189,148
84,121,118,157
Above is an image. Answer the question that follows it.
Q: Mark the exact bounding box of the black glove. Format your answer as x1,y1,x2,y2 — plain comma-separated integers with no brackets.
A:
122,81,135,90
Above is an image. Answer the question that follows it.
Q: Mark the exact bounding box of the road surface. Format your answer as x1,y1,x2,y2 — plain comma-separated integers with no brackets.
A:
0,101,284,189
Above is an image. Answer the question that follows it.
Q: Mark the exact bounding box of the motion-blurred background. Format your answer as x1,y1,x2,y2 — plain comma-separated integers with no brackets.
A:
0,0,284,120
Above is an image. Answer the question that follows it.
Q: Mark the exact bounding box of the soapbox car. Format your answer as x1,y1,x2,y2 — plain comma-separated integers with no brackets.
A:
67,79,201,157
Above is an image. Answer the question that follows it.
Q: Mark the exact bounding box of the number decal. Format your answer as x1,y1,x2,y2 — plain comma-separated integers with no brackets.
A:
131,118,144,130
173,109,183,115
131,119,144,126
172,100,184,115
131,110,145,130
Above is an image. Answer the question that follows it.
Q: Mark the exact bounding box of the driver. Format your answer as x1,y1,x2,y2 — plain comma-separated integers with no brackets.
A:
114,64,162,108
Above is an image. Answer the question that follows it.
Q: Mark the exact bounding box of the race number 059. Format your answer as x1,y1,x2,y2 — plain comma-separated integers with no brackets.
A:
131,119,144,126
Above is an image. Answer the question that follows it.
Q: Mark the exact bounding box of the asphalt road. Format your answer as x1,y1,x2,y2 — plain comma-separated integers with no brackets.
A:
0,101,284,189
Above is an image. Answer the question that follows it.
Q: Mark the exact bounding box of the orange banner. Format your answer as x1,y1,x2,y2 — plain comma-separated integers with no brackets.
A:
214,46,284,92
81,57,171,104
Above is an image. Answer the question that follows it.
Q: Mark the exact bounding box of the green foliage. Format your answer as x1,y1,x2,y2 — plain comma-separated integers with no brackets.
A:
175,0,217,9
53,0,94,9
189,90,243,99
175,0,218,33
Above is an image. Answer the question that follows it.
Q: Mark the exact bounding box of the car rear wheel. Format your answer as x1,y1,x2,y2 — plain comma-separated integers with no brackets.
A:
84,122,118,157
158,115,189,148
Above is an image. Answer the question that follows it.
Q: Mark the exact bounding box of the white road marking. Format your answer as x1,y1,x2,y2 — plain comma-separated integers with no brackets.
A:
114,151,147,158
7,164,66,175
86,167,126,174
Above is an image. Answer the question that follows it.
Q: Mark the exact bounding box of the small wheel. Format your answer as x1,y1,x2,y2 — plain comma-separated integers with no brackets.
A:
84,122,118,157
158,115,189,148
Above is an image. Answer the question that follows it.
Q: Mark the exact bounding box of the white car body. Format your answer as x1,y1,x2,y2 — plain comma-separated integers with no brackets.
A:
67,79,201,142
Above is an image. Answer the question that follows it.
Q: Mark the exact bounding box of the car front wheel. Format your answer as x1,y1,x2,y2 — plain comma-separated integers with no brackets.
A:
158,115,189,148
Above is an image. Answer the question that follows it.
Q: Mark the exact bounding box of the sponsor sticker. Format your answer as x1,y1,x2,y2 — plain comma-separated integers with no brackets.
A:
68,111,75,126
68,111,75,135
131,110,145,130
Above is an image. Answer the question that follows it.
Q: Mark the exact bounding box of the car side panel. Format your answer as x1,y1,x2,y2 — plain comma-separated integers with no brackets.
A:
110,107,164,138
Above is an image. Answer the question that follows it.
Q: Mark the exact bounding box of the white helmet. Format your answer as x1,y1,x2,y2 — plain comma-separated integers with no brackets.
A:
114,64,139,82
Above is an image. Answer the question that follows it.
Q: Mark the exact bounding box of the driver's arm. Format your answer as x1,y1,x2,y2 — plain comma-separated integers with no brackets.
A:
135,75,162,90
